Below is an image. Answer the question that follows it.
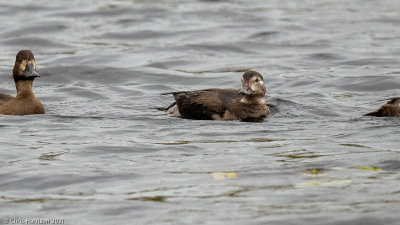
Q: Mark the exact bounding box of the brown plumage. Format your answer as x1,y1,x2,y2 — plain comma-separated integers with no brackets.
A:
364,98,400,117
0,50,44,115
0,94,14,105
162,70,269,122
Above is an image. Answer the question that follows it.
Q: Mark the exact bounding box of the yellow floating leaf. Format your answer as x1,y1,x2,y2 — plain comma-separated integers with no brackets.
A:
357,166,382,172
226,173,237,178
302,168,327,177
295,179,352,188
212,172,237,180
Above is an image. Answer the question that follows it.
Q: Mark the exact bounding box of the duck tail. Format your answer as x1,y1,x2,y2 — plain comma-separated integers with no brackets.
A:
364,111,381,117
154,102,177,111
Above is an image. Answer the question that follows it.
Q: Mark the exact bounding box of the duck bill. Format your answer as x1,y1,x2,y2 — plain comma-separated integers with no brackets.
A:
239,86,253,95
23,64,40,78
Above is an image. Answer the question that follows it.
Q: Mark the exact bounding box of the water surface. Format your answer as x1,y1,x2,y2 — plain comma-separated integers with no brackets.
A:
0,0,400,224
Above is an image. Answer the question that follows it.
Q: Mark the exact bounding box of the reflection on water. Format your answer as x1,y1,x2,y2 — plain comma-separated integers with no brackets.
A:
1,0,400,224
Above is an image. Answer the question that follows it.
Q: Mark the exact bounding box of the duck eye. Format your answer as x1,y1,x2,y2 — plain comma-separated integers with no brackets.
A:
255,78,259,82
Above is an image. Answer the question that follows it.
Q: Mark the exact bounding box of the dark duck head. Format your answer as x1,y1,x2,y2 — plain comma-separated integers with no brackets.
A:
239,70,266,104
13,50,40,82
386,98,400,106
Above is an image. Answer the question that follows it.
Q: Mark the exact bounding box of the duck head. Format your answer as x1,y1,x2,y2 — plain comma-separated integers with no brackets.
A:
13,50,40,82
387,97,400,106
239,70,266,97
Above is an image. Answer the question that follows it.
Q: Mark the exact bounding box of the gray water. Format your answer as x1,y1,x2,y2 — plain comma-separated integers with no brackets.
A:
0,0,400,224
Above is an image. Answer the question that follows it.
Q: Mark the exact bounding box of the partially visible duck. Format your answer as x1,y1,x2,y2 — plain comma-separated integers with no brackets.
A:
161,70,269,122
0,50,44,115
364,98,400,117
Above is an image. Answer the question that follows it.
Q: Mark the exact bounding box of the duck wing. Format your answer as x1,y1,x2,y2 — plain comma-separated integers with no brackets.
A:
0,94,14,106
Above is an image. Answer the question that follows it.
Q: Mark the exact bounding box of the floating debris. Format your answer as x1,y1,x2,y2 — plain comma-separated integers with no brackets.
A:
212,172,238,180
295,179,352,188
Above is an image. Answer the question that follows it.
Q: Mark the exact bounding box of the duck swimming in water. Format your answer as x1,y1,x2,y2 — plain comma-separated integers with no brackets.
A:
364,98,400,117
161,70,269,122
0,50,44,115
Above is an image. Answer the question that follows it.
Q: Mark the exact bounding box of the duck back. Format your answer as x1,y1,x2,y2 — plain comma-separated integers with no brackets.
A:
173,89,238,120
364,98,400,117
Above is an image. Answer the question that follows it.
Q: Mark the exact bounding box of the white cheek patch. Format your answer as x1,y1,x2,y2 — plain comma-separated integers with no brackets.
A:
260,80,264,85
19,61,27,74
